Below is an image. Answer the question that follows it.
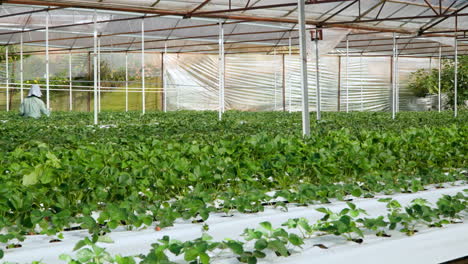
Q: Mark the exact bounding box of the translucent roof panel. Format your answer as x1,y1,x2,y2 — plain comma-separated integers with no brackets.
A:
0,1,465,56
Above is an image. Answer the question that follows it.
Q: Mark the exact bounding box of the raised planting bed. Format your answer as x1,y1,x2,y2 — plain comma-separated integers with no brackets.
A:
2,184,467,264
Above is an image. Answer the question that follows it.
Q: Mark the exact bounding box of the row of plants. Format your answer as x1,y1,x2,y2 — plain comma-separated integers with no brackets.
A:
407,55,467,106
0,111,466,260
1,111,467,152
9,191,466,264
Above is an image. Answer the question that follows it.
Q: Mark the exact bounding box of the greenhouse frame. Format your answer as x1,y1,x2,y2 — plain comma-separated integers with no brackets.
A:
0,0,466,135
0,1,467,264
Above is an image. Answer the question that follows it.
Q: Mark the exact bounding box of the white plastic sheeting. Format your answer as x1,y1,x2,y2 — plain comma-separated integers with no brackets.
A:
2,184,467,264
162,53,438,112
0,51,440,112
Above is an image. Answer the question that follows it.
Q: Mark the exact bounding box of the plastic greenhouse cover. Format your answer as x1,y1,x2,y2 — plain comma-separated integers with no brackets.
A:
162,53,437,112
0,2,465,55
0,51,439,112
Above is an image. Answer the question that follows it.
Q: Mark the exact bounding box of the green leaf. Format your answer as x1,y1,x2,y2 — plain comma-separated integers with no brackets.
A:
268,240,289,257
108,220,119,229
254,239,268,251
97,235,114,244
346,202,357,210
22,170,39,186
201,233,213,242
351,189,362,198
59,254,72,262
288,233,304,247
350,210,360,218
253,250,266,258
259,221,273,231
226,240,244,255
115,255,137,264
273,228,288,238
184,247,199,261
316,207,330,214
73,240,87,251
199,252,210,264
76,248,94,262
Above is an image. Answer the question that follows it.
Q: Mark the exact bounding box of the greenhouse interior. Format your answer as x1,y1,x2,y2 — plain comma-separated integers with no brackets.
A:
0,0,467,263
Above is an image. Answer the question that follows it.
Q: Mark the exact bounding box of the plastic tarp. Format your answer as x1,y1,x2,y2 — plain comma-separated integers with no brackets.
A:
162,53,439,112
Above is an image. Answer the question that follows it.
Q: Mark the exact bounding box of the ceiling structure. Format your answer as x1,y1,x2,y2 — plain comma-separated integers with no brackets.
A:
0,0,466,57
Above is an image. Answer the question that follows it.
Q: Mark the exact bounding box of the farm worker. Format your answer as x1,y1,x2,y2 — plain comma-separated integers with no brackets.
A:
19,84,50,119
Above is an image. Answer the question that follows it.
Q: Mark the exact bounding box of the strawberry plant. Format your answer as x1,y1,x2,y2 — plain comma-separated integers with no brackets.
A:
315,203,367,242
0,111,466,260
242,221,304,258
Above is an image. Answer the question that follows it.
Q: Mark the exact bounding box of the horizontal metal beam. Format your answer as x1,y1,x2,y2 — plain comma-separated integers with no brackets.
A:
323,12,468,26
419,3,468,34
191,0,352,16
0,6,63,19
1,0,446,35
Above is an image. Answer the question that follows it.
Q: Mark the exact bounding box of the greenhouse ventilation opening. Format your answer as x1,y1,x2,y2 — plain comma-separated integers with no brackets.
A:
0,0,466,135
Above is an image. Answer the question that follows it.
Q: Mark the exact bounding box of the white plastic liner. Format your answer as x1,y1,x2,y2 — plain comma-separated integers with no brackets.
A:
2,184,467,264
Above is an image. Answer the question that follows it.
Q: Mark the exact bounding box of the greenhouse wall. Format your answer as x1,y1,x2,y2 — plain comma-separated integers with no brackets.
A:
0,52,438,112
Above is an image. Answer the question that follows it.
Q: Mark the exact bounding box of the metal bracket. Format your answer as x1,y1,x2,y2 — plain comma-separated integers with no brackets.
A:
310,28,323,41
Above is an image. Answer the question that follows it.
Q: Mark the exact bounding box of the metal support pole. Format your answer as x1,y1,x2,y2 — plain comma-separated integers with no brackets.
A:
395,40,399,113
141,18,146,115
93,11,98,125
125,52,129,112
360,56,363,111
337,56,341,112
392,33,396,120
454,36,458,117
282,54,286,112
163,43,167,112
20,34,24,103
346,36,349,113
5,47,9,112
288,34,292,113
298,0,310,136
438,44,441,112
69,51,73,111
315,37,321,121
218,21,225,121
46,12,50,109
274,49,277,111
98,37,101,112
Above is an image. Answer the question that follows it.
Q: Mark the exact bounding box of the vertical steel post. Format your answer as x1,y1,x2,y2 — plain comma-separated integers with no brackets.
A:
20,33,24,102
392,33,396,120
69,51,73,111
288,34,292,113
125,52,128,112
360,56,363,111
298,0,310,136
274,49,277,111
164,43,167,112
454,37,458,117
5,47,9,112
97,37,101,112
141,18,146,114
282,54,286,112
337,56,341,112
46,12,50,109
93,11,98,125
438,44,441,112
395,40,399,113
346,36,349,113
315,36,321,121
218,21,225,121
